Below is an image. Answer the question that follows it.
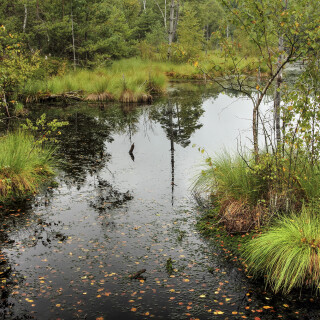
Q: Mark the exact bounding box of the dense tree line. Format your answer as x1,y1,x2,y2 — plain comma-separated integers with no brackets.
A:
0,0,226,64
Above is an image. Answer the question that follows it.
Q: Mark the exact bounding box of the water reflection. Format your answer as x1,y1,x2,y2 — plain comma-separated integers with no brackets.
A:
25,85,208,195
56,112,113,188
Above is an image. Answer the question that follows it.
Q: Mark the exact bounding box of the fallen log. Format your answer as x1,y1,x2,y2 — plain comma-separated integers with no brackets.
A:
129,269,146,279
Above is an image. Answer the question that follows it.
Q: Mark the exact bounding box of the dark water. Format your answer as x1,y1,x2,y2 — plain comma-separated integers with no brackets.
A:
0,83,319,320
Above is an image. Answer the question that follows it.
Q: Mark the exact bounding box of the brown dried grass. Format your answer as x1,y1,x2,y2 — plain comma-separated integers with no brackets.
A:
120,90,152,103
219,198,268,233
85,92,113,102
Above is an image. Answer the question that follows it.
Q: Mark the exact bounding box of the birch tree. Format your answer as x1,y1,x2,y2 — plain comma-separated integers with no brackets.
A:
274,0,288,148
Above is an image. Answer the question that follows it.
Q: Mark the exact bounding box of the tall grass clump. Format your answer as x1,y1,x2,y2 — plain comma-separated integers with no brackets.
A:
193,152,269,232
243,207,320,294
193,152,263,204
0,131,54,202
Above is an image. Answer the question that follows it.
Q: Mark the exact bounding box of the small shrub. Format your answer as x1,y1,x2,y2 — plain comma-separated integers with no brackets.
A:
243,207,320,294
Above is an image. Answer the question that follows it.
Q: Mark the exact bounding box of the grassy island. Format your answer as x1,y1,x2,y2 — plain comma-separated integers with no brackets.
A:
22,55,266,104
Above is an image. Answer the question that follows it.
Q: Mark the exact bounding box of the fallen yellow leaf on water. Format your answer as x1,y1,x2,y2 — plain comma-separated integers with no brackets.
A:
214,310,224,315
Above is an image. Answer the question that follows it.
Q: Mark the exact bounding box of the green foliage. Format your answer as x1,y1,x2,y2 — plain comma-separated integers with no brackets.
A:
282,54,320,166
0,26,40,116
175,8,204,62
13,101,25,116
165,257,174,274
0,0,230,64
0,27,39,90
21,113,69,145
243,207,320,294
0,113,67,202
0,130,54,202
139,22,167,60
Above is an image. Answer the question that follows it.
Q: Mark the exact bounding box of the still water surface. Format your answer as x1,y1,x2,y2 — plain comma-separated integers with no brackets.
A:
0,84,319,319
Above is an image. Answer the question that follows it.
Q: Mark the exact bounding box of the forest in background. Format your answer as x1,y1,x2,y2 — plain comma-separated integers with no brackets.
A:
0,0,231,65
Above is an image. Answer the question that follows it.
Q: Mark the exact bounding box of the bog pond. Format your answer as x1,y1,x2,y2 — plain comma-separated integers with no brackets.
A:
0,83,320,319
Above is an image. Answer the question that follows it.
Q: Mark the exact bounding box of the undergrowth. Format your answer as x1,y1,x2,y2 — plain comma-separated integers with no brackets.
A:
193,151,320,232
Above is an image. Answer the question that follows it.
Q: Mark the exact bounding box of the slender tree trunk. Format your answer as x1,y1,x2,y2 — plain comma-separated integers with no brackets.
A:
205,24,209,55
62,0,65,18
71,2,76,71
167,0,175,59
2,92,10,118
172,0,179,41
23,4,27,33
253,103,259,163
164,0,167,29
153,0,167,30
36,0,40,20
85,11,89,63
274,35,283,148
142,0,147,11
274,0,288,149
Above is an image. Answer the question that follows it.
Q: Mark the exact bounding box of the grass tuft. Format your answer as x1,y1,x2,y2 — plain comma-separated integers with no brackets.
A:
243,207,320,294
193,152,263,205
0,131,54,202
